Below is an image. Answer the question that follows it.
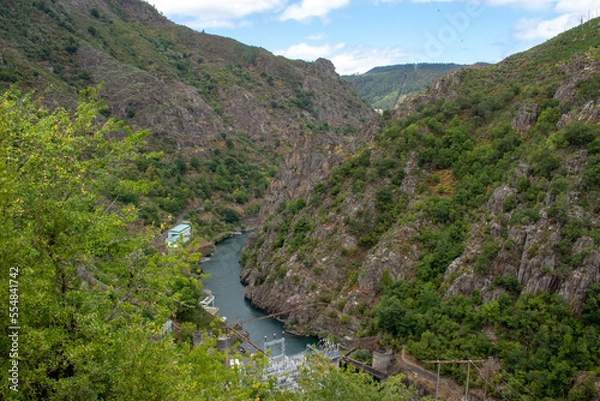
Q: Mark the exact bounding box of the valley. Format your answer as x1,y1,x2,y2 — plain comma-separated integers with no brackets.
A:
0,0,599,400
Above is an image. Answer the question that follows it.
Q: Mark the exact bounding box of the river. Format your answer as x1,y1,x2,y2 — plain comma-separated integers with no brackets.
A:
201,231,315,356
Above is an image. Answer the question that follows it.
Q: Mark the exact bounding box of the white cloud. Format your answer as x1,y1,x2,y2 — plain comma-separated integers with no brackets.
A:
278,0,350,22
275,42,407,75
307,33,325,40
373,0,457,3
513,13,580,39
482,0,600,43
146,0,284,27
374,0,595,12
331,48,408,75
555,0,600,14
148,0,283,17
275,42,346,59
181,18,252,30
484,0,555,10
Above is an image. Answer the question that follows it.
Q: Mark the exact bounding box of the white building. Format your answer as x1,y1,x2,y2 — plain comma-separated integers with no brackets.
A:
165,223,191,247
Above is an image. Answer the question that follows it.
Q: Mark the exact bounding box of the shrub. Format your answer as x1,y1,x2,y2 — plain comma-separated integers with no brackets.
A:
535,107,561,134
221,207,240,224
576,76,600,101
286,198,306,214
531,147,560,178
503,194,518,212
494,274,521,295
244,204,260,215
375,188,392,206
232,189,250,204
430,199,452,224
564,121,597,146
189,156,201,171
373,156,397,176
475,240,500,274
313,182,326,194
358,234,376,248
551,176,569,195
583,155,600,187
392,169,405,185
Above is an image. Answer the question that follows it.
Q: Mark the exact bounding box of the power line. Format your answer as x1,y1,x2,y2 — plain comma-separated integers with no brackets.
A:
469,361,542,401
498,366,542,401
469,362,513,401
422,358,487,400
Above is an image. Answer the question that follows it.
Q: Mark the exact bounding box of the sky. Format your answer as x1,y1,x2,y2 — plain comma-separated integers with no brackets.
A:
144,0,600,75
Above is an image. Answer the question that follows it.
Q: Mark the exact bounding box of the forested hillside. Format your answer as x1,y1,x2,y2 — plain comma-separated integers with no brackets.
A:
1,0,600,399
242,18,600,400
0,0,373,242
0,88,430,400
0,1,434,399
343,63,465,110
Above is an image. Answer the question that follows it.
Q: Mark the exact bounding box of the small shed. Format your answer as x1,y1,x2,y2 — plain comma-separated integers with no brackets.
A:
165,223,191,247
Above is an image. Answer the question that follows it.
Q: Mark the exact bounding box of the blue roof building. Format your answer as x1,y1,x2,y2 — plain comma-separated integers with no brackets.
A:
165,223,191,247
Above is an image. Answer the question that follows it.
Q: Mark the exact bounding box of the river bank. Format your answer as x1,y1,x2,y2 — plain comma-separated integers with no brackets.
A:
200,231,315,356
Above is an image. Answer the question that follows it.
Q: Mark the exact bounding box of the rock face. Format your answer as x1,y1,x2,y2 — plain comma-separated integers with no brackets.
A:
1,0,374,162
242,24,600,337
511,103,539,131
241,139,428,336
241,121,379,335
444,178,600,316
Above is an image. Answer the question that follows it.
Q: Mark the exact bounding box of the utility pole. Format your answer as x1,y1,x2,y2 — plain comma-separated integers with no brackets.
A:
465,362,470,400
483,357,492,401
436,362,441,400
423,359,487,401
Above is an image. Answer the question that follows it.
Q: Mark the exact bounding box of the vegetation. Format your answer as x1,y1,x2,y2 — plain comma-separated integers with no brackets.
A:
122,129,278,236
0,89,214,399
343,63,465,109
0,0,370,243
374,282,599,400
0,89,424,400
1,0,599,398
247,17,600,400
358,45,600,396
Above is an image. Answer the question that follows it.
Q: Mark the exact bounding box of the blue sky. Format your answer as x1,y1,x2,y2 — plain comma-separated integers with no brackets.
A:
145,0,600,74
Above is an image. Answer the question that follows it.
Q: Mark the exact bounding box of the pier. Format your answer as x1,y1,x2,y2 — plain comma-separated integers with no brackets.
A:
198,297,394,386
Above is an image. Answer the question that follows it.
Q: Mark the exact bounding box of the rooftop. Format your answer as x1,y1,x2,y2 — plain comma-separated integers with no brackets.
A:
169,224,190,233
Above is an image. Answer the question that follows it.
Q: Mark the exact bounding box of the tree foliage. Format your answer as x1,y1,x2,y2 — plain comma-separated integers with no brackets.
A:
0,89,429,400
0,89,247,400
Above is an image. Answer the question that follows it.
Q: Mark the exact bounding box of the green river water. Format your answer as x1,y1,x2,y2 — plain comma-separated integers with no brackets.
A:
201,231,316,355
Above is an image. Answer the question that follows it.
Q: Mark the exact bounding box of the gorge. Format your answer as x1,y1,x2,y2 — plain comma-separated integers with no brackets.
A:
201,232,315,356
0,0,599,399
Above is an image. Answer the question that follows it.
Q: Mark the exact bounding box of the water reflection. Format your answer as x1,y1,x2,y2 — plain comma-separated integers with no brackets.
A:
201,232,315,355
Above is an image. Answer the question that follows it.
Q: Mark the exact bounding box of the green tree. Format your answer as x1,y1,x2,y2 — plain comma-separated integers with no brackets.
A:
296,355,425,401
222,207,240,224
0,89,272,400
564,121,597,146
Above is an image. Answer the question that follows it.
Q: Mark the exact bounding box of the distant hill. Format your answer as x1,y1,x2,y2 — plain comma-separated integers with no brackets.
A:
343,63,466,110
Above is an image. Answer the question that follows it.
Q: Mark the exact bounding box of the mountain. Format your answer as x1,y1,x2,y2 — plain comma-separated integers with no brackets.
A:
0,0,374,240
0,1,432,400
343,63,466,110
242,18,600,399
2,0,599,399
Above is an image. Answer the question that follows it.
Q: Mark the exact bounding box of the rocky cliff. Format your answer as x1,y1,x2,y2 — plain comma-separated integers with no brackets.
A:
1,0,374,153
0,0,375,235
241,18,600,337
